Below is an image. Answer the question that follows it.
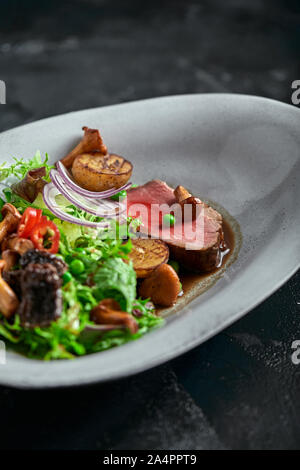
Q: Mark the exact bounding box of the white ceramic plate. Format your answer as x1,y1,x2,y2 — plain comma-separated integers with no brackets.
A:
0,94,299,388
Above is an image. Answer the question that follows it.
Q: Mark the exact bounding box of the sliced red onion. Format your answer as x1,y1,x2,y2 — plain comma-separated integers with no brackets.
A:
42,183,111,228
50,169,126,218
56,161,132,199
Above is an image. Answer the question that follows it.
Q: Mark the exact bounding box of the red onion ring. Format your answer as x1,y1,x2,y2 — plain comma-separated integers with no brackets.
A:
56,161,132,199
42,183,111,228
50,169,126,218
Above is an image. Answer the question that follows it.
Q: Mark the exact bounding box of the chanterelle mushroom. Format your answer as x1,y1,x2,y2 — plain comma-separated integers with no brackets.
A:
0,204,21,243
1,250,19,271
61,126,108,169
0,259,19,318
11,167,46,203
174,185,202,221
90,299,138,334
174,185,192,202
5,236,34,256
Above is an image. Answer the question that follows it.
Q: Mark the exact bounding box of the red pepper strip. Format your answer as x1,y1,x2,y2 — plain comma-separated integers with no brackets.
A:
30,218,60,254
18,208,42,239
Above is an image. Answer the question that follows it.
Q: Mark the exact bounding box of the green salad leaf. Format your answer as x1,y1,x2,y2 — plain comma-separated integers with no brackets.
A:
0,151,164,360
0,151,54,182
0,276,163,359
93,257,137,312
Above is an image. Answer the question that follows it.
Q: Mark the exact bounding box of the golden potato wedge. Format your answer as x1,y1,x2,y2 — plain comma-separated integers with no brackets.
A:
128,238,169,278
71,153,133,192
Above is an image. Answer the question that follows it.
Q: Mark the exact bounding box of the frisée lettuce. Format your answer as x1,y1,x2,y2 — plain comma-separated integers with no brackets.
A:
0,152,164,359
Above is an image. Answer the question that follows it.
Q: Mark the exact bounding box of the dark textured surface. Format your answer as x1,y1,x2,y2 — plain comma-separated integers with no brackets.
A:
0,0,299,450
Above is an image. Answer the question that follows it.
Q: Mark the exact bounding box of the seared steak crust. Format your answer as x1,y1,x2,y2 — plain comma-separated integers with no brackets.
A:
168,241,221,272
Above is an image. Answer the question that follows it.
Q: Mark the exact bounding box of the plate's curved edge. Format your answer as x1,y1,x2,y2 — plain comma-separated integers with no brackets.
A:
1,262,299,390
0,93,299,389
1,92,300,139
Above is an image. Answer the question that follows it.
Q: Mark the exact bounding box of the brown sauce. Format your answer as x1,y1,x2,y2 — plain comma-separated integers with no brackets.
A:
156,214,242,318
180,218,235,295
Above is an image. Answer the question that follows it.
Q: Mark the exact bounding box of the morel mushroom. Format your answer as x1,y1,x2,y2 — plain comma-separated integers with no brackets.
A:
17,263,63,327
0,260,19,318
19,249,67,277
3,269,22,300
0,204,21,243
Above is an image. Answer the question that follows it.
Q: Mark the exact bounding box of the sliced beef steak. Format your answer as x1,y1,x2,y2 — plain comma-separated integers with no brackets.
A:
127,180,225,272
127,180,176,206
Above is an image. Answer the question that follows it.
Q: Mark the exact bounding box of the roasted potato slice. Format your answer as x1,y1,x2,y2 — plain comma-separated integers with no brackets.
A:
128,239,169,278
71,153,133,192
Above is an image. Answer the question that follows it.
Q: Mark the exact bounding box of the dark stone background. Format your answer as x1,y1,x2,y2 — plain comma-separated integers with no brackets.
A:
0,0,300,450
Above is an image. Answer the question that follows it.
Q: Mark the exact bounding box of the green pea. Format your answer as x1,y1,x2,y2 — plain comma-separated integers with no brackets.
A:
168,260,180,273
62,271,73,285
70,259,85,275
110,190,127,201
163,214,176,227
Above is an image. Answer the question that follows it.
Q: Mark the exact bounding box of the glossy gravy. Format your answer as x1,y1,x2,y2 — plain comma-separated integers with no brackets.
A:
180,218,235,294
157,215,241,318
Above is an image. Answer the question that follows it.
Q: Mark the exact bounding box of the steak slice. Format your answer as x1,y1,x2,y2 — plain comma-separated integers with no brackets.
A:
127,180,224,272
127,179,176,206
